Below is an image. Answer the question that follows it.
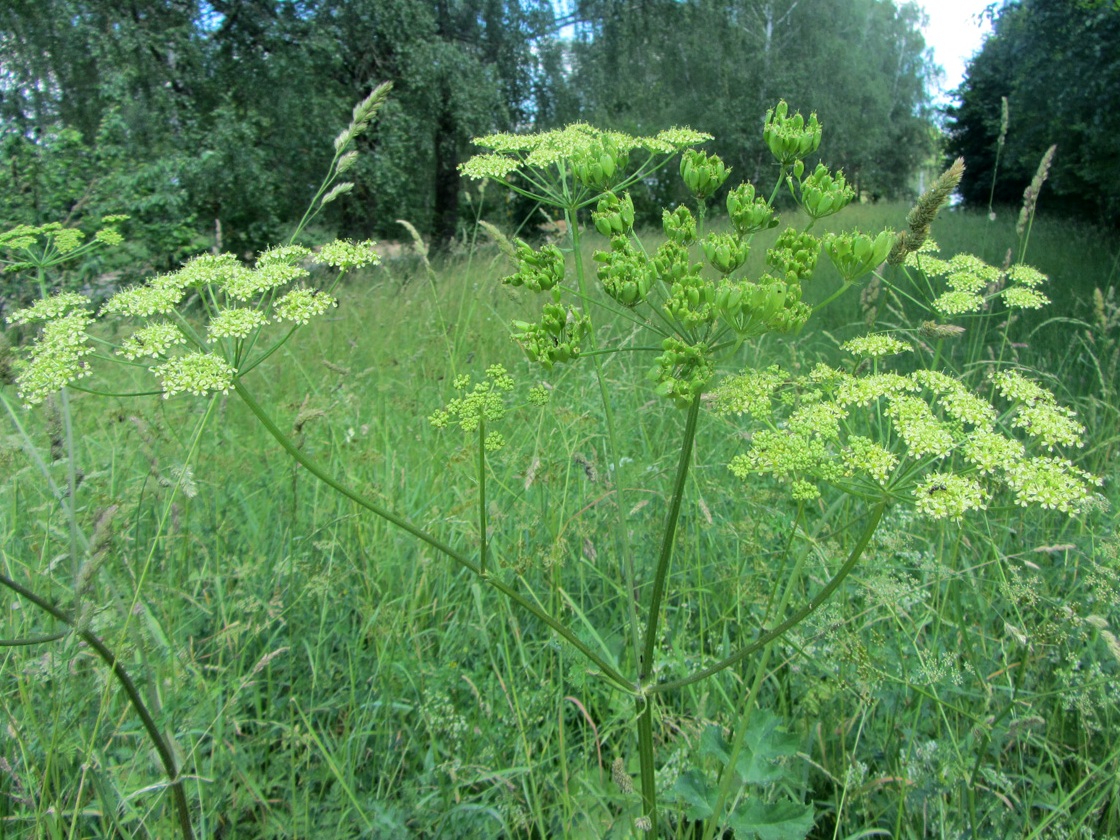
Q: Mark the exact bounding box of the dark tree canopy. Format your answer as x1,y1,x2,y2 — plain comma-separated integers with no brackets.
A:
1,0,939,262
945,0,1120,226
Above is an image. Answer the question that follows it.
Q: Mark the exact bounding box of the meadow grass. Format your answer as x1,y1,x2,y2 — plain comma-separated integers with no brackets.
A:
2,206,1120,838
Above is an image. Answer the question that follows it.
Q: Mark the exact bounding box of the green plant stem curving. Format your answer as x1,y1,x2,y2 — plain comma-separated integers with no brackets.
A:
649,499,888,694
233,379,633,691
0,572,195,840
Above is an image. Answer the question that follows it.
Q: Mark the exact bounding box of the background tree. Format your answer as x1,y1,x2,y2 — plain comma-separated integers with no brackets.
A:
551,0,935,205
1,0,938,270
945,0,1120,226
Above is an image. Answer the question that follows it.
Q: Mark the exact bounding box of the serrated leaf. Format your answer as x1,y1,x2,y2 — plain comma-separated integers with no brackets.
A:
728,799,814,840
735,710,801,784
699,724,731,766
669,769,717,821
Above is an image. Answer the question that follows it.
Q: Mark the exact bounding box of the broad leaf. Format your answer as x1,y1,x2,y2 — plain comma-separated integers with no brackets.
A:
735,710,801,784
700,723,732,766
669,769,717,820
728,799,815,840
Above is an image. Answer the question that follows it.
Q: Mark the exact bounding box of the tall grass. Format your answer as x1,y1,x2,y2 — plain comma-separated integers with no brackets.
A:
2,208,1119,837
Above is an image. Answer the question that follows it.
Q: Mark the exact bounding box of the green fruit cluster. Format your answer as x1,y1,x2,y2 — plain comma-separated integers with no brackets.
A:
797,163,855,220
824,230,895,282
726,184,778,235
680,149,730,200
504,241,565,292
763,101,822,165
592,192,635,237
513,300,590,369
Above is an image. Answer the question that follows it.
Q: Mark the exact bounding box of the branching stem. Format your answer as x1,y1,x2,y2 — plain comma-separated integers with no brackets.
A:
233,380,632,691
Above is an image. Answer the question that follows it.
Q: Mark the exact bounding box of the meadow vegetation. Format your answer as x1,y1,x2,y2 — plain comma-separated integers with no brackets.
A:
1,95,1119,840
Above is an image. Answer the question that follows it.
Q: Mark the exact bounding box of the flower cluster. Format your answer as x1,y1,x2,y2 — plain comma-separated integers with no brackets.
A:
461,124,712,185
1,217,127,272
273,289,337,325
993,369,1085,451
840,333,911,359
208,307,270,340
714,356,1099,519
904,241,1052,316
315,239,382,271
118,322,187,360
429,365,517,451
5,295,94,406
8,238,373,404
152,352,236,398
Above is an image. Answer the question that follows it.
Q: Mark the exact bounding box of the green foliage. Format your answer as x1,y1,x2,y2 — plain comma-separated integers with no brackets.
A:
946,0,1120,226
0,0,940,261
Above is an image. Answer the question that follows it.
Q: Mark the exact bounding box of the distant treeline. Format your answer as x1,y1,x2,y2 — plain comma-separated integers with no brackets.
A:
945,0,1120,229
0,0,1113,269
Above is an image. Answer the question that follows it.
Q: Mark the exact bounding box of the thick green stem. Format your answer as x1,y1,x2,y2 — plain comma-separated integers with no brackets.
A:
0,572,195,840
478,420,488,574
636,697,658,833
634,393,703,834
639,394,702,676
566,209,645,668
233,380,632,691
650,500,888,694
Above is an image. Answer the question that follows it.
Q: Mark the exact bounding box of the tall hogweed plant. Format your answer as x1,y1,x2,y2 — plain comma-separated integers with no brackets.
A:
1,85,1104,837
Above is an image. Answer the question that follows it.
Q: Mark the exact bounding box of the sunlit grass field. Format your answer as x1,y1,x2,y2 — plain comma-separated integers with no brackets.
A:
2,204,1119,838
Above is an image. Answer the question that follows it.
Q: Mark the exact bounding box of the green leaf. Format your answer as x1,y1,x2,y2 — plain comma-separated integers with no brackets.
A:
727,799,814,840
700,724,731,765
735,710,801,784
670,769,717,821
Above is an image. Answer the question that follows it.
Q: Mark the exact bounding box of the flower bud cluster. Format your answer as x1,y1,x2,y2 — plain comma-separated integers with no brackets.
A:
763,101,822,165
